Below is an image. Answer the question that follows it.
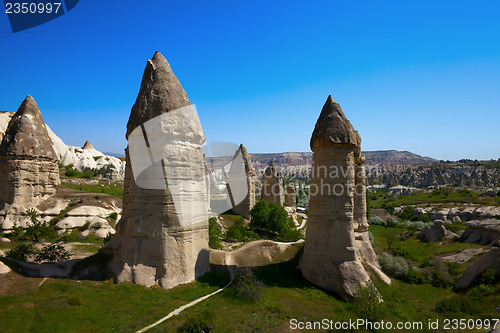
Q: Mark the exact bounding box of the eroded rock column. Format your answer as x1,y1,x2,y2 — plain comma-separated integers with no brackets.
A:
107,52,210,289
261,161,284,205
300,95,386,300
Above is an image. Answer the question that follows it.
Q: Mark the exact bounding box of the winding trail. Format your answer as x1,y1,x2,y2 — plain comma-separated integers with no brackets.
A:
136,264,235,333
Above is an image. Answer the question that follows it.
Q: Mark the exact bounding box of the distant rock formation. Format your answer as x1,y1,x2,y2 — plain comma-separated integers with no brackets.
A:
107,51,210,289
0,95,60,212
300,95,388,300
261,161,284,205
285,185,296,210
461,219,500,246
230,144,256,219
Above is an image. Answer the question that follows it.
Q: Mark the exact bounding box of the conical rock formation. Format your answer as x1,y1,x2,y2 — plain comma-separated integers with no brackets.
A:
107,52,210,289
300,95,388,300
0,95,60,211
230,144,256,219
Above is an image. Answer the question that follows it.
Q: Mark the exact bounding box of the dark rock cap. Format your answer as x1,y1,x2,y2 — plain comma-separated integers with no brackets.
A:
126,51,191,138
82,140,95,150
310,95,358,151
0,95,57,160
264,161,281,178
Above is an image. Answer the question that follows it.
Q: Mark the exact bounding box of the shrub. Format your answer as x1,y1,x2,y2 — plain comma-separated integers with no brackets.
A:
209,217,223,249
354,281,383,321
403,267,427,284
436,295,484,314
34,243,71,263
103,232,114,244
368,216,386,226
480,268,497,285
368,231,374,244
224,217,259,243
109,212,118,220
77,221,91,232
385,216,398,227
13,209,58,242
401,220,433,231
249,200,290,236
276,228,303,242
467,284,494,299
6,242,37,261
231,267,263,302
65,168,80,177
379,253,409,278
383,228,400,251
177,310,215,333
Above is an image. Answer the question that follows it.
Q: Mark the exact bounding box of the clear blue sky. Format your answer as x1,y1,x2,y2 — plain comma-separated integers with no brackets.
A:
1,0,499,160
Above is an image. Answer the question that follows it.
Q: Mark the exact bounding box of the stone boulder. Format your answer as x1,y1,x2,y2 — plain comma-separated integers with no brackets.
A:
461,219,500,245
455,248,500,289
419,220,447,242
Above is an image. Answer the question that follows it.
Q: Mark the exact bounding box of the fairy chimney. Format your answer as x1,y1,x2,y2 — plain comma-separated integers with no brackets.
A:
229,144,256,219
107,51,210,289
261,161,284,205
299,95,388,300
0,95,60,208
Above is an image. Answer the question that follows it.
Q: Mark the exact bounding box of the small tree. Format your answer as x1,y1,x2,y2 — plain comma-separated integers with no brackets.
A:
354,281,383,321
208,217,223,249
249,200,289,236
384,228,400,251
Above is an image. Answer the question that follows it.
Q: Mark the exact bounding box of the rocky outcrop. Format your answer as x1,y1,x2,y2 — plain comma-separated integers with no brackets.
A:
106,51,210,289
300,95,388,300
230,144,256,219
0,95,60,212
455,248,500,289
461,219,500,245
261,161,284,205
285,185,296,210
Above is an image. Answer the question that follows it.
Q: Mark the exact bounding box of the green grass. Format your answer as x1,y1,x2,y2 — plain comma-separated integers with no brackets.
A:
370,225,484,266
368,189,500,212
62,182,123,199
0,271,228,333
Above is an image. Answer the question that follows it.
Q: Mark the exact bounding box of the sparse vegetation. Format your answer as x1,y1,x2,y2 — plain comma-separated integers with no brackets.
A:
62,182,123,198
208,217,223,249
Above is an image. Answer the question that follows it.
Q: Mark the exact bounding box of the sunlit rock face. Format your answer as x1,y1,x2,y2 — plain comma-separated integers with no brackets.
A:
0,95,60,224
300,95,388,300
107,52,209,289
229,144,256,219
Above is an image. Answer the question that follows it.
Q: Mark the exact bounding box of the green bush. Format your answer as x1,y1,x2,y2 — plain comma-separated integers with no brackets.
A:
368,231,374,244
368,216,386,226
109,212,118,220
429,258,454,288
65,168,80,177
435,295,484,314
354,281,383,321
177,310,215,333
6,242,37,261
12,209,58,242
276,228,303,242
249,200,290,236
103,232,114,244
230,267,263,302
403,268,427,284
385,216,398,227
379,253,409,278
209,217,223,249
401,220,433,231
467,284,494,299
224,217,259,243
34,243,70,263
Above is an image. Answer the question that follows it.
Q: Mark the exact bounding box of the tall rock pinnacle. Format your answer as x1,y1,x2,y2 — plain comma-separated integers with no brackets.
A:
0,95,57,160
126,51,190,138
107,52,209,290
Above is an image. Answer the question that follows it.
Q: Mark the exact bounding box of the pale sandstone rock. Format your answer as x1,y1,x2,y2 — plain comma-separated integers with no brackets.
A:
0,261,10,274
420,220,447,242
455,248,500,289
461,219,500,245
0,237,11,244
230,144,256,219
107,51,210,289
261,161,284,205
300,95,388,300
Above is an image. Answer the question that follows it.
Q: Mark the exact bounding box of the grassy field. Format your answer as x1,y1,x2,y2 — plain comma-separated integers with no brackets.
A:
1,226,498,332
62,182,124,199
368,188,500,212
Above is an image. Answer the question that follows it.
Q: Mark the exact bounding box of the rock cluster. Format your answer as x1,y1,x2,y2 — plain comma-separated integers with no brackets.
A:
455,247,500,289
261,161,284,205
0,95,60,212
107,52,210,289
230,144,256,219
461,219,500,245
300,96,388,300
